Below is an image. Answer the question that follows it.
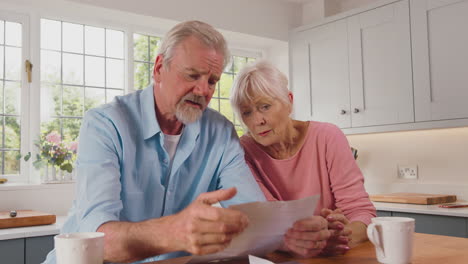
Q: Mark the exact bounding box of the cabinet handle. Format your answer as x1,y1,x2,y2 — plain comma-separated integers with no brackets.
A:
353,108,360,113
340,109,347,115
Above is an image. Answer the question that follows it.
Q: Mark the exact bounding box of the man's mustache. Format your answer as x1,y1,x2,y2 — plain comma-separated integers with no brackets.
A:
181,93,206,107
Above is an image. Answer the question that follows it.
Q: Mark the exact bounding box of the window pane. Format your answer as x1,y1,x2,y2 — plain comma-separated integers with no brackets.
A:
0,83,3,114
5,22,21,47
85,56,104,87
220,99,234,123
149,36,160,63
40,118,60,135
134,62,150,90
41,50,61,83
0,47,4,80
106,89,123,103
4,81,21,115
85,87,105,111
63,22,83,53
0,117,3,147
41,19,61,51
219,73,233,98
0,21,4,44
106,58,124,89
5,46,21,81
63,53,84,85
209,99,219,112
106,30,124,59
5,116,20,149
41,84,61,117
63,86,84,117
62,118,81,142
4,150,20,175
233,56,248,72
133,34,149,62
85,26,104,56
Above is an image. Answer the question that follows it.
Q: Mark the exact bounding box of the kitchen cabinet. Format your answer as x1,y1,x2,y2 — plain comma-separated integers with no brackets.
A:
0,235,54,264
0,238,24,264
376,210,468,238
290,0,413,129
411,0,468,122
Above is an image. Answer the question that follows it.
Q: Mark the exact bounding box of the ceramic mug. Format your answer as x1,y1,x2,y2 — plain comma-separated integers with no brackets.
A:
55,232,105,264
367,217,415,264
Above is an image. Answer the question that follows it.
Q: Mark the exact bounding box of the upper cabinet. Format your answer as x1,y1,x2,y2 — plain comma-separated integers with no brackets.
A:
411,0,468,121
290,0,413,129
290,19,351,128
348,0,413,127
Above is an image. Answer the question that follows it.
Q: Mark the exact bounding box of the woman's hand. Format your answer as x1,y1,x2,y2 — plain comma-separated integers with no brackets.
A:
283,216,331,258
319,208,352,256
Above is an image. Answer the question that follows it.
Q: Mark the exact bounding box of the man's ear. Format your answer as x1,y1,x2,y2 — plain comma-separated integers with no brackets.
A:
153,55,164,83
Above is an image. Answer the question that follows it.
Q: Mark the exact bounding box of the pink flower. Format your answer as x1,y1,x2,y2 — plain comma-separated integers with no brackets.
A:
46,131,61,144
69,141,78,152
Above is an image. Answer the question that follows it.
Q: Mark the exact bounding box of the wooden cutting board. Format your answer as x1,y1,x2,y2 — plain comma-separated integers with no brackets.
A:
0,210,56,229
370,193,457,205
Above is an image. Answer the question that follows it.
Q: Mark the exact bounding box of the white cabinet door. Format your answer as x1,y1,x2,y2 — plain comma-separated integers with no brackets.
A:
290,19,351,128
411,0,468,121
348,0,414,127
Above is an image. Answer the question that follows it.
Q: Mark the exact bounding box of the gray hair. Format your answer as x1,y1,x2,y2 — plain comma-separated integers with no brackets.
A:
230,60,291,126
158,20,230,69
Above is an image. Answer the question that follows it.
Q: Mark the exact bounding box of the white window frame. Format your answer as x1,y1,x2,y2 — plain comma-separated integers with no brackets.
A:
0,11,30,183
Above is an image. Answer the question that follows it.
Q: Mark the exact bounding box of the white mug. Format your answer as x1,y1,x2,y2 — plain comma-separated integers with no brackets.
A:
367,217,415,264
55,232,105,264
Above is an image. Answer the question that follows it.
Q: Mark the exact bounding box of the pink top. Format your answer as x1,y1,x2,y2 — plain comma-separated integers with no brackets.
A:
241,121,376,225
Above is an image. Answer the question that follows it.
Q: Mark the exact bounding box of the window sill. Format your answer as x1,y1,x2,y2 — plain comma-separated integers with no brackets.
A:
0,181,75,191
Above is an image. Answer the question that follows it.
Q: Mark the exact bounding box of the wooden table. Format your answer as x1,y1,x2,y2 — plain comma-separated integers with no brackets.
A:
150,233,468,264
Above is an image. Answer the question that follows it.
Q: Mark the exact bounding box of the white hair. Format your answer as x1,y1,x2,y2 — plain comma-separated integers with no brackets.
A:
158,20,230,69
230,60,291,126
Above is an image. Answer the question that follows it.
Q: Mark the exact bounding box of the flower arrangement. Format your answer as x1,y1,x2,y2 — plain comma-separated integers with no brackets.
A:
20,131,78,173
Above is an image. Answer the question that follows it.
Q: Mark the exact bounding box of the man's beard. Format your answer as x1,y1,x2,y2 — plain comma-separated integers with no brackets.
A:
175,93,207,124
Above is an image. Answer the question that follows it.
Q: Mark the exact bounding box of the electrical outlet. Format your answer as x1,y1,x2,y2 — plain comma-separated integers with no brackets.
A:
398,165,418,179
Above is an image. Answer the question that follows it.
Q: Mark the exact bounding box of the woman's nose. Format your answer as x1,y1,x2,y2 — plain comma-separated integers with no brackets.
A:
253,111,266,125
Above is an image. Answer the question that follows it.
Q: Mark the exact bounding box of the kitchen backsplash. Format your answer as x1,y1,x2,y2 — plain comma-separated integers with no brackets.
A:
347,127,468,200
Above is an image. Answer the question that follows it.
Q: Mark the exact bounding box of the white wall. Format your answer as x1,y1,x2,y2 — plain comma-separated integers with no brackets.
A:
348,127,468,200
68,0,301,41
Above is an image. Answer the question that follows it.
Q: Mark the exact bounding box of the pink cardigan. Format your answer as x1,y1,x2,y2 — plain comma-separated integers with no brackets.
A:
241,121,376,225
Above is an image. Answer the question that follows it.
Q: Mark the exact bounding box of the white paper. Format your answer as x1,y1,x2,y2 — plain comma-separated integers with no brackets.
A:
188,195,320,263
248,255,275,264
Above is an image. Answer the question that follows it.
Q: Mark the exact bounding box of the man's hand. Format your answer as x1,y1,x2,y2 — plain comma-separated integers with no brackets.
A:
283,216,331,258
319,208,351,256
159,187,249,255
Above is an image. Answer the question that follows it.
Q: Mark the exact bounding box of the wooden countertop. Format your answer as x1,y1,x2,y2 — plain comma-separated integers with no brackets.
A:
150,233,468,264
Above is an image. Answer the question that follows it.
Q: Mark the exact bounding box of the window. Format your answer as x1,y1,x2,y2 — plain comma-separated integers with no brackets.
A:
0,14,29,179
133,33,161,90
0,8,265,181
210,55,256,136
40,19,125,143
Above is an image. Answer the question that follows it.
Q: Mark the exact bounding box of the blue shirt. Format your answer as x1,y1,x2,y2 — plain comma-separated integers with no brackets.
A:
43,85,265,263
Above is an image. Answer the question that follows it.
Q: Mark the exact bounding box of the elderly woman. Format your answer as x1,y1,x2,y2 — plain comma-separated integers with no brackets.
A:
230,60,376,257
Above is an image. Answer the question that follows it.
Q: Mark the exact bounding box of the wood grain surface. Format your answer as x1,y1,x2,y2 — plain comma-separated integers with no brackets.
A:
0,210,56,229
369,192,457,204
151,233,468,264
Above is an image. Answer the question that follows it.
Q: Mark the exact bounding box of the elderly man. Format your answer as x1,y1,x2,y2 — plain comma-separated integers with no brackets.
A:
43,20,265,264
